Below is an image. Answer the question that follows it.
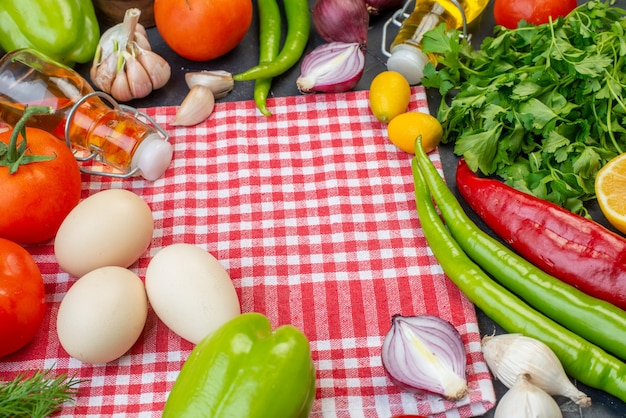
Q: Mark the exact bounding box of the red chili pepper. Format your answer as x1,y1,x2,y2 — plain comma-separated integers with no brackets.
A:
455,158,626,311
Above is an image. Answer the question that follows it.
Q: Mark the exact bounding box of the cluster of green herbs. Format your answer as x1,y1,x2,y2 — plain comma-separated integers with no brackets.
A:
0,368,84,418
421,0,626,215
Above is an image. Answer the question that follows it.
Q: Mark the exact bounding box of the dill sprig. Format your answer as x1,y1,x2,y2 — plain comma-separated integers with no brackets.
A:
0,368,85,418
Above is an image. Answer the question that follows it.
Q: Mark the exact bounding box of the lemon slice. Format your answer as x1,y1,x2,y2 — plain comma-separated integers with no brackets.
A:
595,153,626,234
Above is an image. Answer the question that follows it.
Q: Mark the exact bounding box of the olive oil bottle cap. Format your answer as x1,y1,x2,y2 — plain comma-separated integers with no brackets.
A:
387,44,429,86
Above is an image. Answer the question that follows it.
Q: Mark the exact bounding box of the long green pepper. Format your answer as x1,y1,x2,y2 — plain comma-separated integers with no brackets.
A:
253,0,282,116
414,146,626,361
234,0,310,81
411,153,626,403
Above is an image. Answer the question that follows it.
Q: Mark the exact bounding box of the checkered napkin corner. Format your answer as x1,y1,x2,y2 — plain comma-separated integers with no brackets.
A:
0,87,495,418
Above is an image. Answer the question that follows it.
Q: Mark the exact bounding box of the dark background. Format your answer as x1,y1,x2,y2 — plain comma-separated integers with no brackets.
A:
12,0,626,416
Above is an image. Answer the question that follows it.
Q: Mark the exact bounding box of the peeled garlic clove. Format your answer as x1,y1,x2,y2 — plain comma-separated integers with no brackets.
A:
494,374,563,418
482,334,591,407
173,85,216,126
185,71,234,99
137,49,171,90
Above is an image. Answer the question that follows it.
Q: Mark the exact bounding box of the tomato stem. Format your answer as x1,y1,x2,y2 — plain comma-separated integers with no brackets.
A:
1,105,55,174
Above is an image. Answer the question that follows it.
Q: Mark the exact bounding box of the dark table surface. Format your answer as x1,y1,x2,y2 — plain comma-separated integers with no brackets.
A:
72,0,625,416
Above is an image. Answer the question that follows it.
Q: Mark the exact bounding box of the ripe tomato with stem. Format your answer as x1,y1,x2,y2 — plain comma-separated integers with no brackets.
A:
0,106,82,244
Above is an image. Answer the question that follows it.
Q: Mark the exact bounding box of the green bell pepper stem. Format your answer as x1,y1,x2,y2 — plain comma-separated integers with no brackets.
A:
0,0,100,66
163,312,316,417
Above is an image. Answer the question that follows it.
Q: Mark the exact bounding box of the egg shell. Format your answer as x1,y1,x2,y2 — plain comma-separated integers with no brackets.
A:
54,189,154,278
145,243,241,344
56,266,148,364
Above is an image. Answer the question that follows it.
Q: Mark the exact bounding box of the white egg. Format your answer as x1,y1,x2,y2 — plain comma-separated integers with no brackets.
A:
54,189,154,278
56,266,148,364
145,243,241,344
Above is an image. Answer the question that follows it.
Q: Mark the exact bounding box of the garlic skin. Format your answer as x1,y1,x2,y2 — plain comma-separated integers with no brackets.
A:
172,70,234,126
172,86,215,127
494,374,563,418
184,71,234,100
482,334,591,407
90,8,171,102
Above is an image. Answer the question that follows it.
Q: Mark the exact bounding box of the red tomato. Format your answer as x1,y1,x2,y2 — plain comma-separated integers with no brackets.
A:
493,0,578,29
154,0,253,61
0,238,46,357
0,126,82,244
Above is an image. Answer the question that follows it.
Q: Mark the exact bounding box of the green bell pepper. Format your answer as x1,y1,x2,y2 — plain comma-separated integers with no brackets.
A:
163,312,317,417
0,0,100,66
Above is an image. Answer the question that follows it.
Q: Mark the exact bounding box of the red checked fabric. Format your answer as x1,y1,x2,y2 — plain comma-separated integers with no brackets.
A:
0,87,495,417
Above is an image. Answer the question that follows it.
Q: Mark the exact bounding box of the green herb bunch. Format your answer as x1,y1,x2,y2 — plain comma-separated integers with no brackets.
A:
422,0,626,214
0,368,84,417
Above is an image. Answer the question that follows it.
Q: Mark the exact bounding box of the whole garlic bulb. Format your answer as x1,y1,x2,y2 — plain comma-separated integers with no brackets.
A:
90,8,171,102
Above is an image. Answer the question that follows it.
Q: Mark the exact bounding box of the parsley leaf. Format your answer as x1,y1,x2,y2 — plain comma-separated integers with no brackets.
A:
422,0,626,214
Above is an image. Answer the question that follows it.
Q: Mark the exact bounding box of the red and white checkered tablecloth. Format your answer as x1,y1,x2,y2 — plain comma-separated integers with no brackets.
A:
0,87,495,417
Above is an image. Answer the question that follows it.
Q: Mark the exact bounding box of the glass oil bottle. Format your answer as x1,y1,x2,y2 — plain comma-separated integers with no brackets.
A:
0,48,172,180
382,0,489,85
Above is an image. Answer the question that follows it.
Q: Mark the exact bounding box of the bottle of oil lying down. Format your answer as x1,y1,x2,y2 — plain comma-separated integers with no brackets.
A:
0,48,172,181
387,0,479,85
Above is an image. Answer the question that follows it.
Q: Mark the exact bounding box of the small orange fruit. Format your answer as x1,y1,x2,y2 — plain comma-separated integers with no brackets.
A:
595,152,626,234
369,71,411,123
387,111,443,154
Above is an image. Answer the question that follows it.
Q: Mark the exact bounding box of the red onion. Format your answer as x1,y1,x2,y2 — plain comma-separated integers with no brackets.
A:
365,0,405,15
381,314,468,400
296,42,365,93
312,0,369,45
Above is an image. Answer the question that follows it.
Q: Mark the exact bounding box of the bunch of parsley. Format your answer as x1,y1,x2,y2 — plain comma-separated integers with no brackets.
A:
421,0,626,214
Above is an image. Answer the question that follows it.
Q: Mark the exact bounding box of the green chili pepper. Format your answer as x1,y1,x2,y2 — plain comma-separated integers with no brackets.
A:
414,153,626,361
234,0,310,81
411,150,626,403
0,0,99,66
254,0,282,116
163,312,316,417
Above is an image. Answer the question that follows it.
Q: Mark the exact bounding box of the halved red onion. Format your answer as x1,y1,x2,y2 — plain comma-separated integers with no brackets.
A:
296,42,365,94
365,0,405,15
312,0,369,44
381,314,468,401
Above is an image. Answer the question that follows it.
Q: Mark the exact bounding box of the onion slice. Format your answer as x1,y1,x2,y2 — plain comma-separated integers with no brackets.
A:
312,0,369,44
381,314,468,400
296,42,365,94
